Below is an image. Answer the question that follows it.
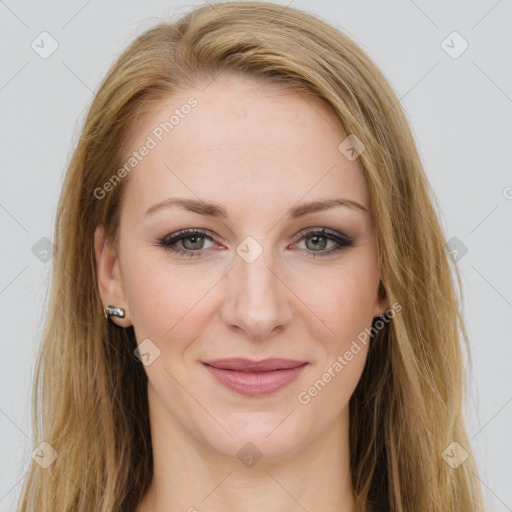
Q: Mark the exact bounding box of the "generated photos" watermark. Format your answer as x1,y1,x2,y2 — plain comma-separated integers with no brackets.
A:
297,301,402,405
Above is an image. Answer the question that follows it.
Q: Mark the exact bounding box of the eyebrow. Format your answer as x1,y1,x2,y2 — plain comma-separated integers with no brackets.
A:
144,197,370,219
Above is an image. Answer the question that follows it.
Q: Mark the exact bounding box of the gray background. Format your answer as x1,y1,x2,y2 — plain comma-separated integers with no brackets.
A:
1,0,511,510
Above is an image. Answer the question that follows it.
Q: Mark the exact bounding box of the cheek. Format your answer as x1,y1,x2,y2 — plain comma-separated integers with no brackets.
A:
120,249,208,348
311,265,378,340
303,274,372,409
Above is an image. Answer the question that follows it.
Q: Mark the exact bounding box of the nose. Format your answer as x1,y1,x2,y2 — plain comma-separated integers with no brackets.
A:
221,245,293,341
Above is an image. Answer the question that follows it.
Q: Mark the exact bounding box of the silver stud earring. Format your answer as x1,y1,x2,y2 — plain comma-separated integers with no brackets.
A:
103,305,126,320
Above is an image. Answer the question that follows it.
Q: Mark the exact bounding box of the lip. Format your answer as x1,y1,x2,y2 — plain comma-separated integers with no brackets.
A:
203,357,308,372
202,358,309,397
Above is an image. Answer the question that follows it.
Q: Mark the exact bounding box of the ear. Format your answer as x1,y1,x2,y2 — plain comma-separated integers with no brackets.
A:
372,280,390,319
94,225,132,327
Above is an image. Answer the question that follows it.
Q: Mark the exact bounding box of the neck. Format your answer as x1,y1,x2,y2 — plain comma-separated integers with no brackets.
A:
137,383,358,512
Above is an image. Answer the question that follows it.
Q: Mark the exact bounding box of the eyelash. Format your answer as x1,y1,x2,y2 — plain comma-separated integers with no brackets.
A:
157,227,354,259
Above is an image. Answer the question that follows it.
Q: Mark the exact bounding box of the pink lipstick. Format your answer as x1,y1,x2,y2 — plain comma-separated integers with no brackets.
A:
202,358,308,397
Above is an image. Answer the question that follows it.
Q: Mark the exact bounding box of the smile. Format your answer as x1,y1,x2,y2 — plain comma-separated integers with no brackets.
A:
202,360,309,397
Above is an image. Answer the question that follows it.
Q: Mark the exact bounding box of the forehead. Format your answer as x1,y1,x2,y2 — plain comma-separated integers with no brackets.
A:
120,73,370,217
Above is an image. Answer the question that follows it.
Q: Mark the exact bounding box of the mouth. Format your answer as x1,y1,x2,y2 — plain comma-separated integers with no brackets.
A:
202,358,309,397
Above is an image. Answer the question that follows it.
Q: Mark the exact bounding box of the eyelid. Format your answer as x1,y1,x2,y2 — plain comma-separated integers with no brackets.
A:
291,226,351,244
159,228,217,248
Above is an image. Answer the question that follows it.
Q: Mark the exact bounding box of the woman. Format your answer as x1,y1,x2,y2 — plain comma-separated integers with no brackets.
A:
17,2,487,511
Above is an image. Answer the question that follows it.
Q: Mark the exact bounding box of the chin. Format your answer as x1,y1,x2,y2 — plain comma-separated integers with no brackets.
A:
200,409,313,464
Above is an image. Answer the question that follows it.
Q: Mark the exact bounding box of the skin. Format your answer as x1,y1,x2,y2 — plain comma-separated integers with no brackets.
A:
95,72,388,512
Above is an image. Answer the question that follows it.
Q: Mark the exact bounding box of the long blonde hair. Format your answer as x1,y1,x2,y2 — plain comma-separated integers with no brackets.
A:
17,2,487,511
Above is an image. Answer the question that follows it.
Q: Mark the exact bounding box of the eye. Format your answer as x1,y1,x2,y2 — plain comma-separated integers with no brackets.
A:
157,227,354,259
291,227,354,258
157,229,217,258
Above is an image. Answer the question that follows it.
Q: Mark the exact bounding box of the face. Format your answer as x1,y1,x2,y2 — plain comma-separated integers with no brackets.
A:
95,73,388,462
